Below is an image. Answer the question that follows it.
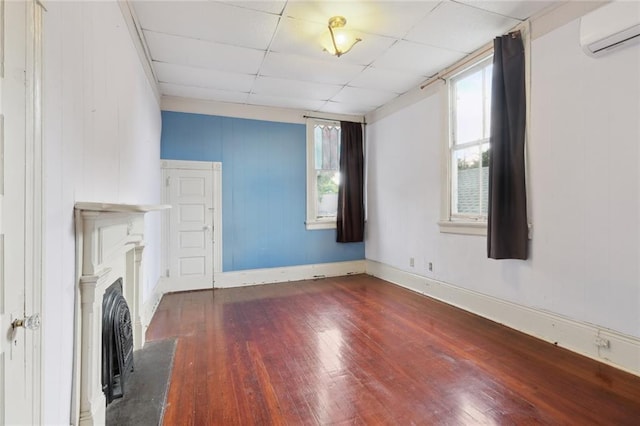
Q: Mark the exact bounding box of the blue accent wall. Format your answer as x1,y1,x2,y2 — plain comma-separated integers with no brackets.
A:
161,111,365,272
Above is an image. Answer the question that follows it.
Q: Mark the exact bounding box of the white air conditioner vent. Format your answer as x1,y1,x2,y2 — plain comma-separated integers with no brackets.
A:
580,1,640,57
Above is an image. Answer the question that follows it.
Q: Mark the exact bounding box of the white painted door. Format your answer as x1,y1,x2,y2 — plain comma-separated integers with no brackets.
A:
1,1,43,424
162,161,222,291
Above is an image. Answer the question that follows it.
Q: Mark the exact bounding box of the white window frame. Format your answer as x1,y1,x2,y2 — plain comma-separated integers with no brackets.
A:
306,118,340,230
439,54,493,236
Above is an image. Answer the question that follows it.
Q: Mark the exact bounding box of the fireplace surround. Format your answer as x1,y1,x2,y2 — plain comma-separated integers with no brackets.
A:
73,202,168,426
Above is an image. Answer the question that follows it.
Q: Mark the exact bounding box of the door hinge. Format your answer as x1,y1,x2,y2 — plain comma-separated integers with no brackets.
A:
165,176,171,187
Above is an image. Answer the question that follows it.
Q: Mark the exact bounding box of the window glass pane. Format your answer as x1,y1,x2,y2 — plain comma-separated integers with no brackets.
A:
316,170,339,218
321,125,340,170
453,146,481,215
314,124,340,170
483,64,493,139
314,126,323,169
313,123,341,219
481,143,490,214
481,143,490,168
454,69,484,145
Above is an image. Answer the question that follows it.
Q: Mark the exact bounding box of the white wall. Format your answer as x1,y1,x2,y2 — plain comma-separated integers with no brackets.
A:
43,2,161,424
366,15,639,340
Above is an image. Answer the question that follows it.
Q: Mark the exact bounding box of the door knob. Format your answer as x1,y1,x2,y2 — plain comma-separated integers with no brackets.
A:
203,225,212,231
12,313,41,331
10,314,40,341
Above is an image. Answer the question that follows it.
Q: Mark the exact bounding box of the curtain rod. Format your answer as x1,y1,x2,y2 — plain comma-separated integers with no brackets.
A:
303,115,366,125
420,28,523,91
420,41,494,90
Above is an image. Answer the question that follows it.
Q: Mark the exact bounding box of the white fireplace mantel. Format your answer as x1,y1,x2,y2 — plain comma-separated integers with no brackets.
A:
73,202,169,426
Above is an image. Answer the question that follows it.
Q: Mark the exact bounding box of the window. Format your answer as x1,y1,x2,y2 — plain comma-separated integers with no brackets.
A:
440,55,493,235
306,119,340,230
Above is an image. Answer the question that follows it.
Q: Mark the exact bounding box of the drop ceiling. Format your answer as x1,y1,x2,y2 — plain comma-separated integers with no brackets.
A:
131,0,560,116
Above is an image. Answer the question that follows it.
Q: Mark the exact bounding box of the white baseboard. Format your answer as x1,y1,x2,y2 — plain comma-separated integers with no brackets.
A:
215,260,366,289
365,259,640,376
141,278,165,342
156,260,367,293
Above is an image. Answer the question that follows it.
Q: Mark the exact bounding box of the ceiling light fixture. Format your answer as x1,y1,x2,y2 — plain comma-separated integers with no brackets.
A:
324,16,361,57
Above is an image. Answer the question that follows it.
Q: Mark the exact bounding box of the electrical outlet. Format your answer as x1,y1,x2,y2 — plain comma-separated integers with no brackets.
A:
428,262,433,272
409,257,414,267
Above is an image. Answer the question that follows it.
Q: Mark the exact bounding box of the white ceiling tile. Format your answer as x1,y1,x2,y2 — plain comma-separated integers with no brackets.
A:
331,86,398,107
246,94,326,111
221,1,287,15
139,0,563,114
133,1,279,50
319,101,373,116
371,40,465,76
328,33,398,67
349,67,427,94
270,17,397,66
252,76,343,101
260,52,365,85
456,1,559,20
144,31,265,75
268,17,334,60
160,83,249,104
406,2,520,53
283,1,441,38
154,62,256,92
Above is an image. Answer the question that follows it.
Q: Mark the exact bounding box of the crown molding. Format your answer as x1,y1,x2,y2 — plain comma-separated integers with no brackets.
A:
161,96,364,125
117,0,160,104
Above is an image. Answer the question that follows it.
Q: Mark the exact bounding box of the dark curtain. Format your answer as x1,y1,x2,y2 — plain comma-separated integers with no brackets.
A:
487,31,528,260
336,121,365,243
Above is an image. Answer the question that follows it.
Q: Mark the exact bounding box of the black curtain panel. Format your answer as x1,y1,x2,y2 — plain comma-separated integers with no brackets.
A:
337,121,365,243
487,31,528,260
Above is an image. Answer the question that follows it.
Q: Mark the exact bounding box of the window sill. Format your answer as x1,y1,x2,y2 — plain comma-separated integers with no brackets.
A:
438,220,487,236
438,220,533,238
306,220,336,231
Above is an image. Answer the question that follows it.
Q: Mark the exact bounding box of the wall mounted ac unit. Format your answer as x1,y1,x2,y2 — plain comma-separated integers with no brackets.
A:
579,1,640,57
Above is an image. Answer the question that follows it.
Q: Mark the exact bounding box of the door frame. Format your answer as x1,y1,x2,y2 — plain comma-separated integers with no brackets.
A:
160,160,222,289
25,1,44,420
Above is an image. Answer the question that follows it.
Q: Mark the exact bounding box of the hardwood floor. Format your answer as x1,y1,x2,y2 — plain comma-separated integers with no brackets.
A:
146,275,640,425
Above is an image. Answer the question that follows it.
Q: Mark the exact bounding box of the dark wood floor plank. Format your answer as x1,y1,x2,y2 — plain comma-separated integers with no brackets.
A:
146,275,640,425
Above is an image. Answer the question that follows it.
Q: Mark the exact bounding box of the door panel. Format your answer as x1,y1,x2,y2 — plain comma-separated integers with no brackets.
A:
180,257,206,276
2,1,29,423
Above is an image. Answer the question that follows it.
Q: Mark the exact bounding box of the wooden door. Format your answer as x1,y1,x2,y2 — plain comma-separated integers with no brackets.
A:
0,1,43,424
162,161,222,291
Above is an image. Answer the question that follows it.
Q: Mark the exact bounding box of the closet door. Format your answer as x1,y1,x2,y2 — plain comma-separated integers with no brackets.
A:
162,160,222,291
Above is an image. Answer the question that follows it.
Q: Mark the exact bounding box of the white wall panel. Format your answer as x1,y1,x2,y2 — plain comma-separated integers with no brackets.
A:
43,2,161,424
365,16,640,346
529,19,639,334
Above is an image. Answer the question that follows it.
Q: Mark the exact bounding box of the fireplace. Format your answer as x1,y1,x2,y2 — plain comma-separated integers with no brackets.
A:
102,278,134,403
73,202,168,426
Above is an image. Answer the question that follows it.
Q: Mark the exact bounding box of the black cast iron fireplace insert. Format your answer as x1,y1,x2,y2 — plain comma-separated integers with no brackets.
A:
102,278,134,404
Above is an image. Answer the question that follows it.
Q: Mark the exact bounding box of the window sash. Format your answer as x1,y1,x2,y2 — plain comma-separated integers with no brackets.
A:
451,141,489,220
306,119,340,229
449,57,492,222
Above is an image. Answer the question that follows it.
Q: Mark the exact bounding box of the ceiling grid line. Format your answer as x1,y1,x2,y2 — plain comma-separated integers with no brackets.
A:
130,0,560,116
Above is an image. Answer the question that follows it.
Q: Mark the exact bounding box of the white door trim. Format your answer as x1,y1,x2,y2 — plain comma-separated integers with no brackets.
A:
161,160,222,289
25,0,44,422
